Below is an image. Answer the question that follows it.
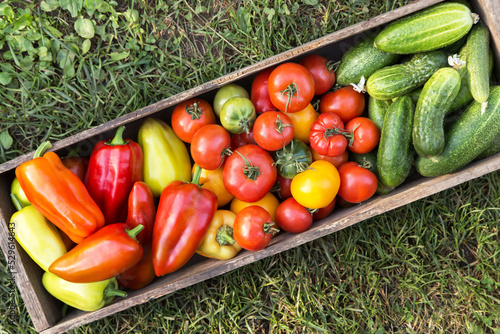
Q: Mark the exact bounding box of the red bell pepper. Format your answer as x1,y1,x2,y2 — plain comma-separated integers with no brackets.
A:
125,181,156,245
48,223,144,283
152,166,217,276
117,244,155,290
84,126,143,225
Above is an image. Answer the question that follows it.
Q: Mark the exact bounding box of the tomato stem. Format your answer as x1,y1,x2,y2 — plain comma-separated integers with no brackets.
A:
263,222,280,235
327,60,340,73
323,126,344,139
239,118,252,134
216,224,235,246
235,150,262,181
274,115,293,134
186,102,202,120
280,82,299,113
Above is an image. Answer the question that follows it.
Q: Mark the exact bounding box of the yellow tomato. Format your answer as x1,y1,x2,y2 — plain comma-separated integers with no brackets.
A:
230,192,280,222
285,104,318,144
290,160,340,209
192,164,234,207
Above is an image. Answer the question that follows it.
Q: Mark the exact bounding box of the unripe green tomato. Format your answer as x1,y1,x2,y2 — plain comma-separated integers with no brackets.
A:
213,83,249,117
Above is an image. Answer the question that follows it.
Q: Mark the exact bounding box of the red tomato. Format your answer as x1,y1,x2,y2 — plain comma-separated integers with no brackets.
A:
275,197,313,234
345,117,380,154
223,144,277,203
311,147,349,169
319,86,365,123
268,63,315,113
253,111,294,151
191,124,231,170
230,128,256,151
251,67,278,114
171,98,216,143
312,197,336,221
272,174,293,201
337,162,378,203
309,112,347,157
299,54,336,95
233,206,279,251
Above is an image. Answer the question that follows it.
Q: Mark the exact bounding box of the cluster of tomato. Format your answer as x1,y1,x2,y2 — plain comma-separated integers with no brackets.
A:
173,54,381,249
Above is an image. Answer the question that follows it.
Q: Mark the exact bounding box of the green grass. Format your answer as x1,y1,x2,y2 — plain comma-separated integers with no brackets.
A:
1,0,500,333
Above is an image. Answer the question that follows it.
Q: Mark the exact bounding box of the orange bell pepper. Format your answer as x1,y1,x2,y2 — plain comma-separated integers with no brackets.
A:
15,142,105,243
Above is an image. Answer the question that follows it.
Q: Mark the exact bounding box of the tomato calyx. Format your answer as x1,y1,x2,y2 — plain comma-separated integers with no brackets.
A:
239,118,253,134
274,115,293,134
327,60,341,73
221,148,233,159
323,126,344,140
216,224,236,246
236,150,263,181
280,82,299,112
306,207,318,215
186,101,203,120
263,222,280,235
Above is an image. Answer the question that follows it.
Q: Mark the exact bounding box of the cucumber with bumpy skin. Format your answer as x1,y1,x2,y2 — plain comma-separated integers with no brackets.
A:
466,24,491,106
415,86,500,177
368,96,391,130
366,50,448,100
374,2,476,54
377,96,414,188
336,35,400,87
412,67,461,158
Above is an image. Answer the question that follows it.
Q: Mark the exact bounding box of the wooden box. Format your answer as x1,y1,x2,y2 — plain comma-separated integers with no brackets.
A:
1,0,499,332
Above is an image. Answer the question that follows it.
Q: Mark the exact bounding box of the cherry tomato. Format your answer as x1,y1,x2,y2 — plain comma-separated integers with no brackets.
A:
230,192,280,222
191,124,232,170
171,98,216,143
233,206,280,252
253,111,294,151
268,63,315,113
251,67,278,114
337,161,378,203
192,164,234,208
309,112,348,157
291,160,340,209
272,174,293,201
213,83,249,117
299,54,336,95
312,197,336,221
344,117,380,154
223,144,277,203
319,86,365,123
311,147,349,169
230,129,256,151
285,104,318,144
275,197,313,234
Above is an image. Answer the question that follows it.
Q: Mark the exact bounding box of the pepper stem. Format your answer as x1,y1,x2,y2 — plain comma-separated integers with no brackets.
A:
216,224,235,246
103,283,128,299
108,126,127,146
263,222,280,235
126,224,145,242
33,141,52,159
11,194,24,211
192,165,203,187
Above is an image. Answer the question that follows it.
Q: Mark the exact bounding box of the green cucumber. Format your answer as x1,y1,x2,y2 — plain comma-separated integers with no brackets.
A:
466,24,491,105
412,67,461,158
449,45,494,113
374,2,476,54
377,96,414,187
368,96,392,130
336,35,400,86
475,133,500,160
366,50,448,100
415,85,500,177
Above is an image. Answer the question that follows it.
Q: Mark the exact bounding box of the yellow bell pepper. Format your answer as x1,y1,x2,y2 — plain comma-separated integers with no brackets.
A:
10,195,67,271
192,164,234,208
42,272,127,312
138,117,191,197
196,210,242,260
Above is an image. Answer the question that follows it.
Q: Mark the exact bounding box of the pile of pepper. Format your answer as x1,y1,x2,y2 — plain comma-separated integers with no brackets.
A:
10,54,383,314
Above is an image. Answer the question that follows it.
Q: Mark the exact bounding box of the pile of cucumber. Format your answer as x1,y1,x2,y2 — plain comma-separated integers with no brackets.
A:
336,1,500,191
